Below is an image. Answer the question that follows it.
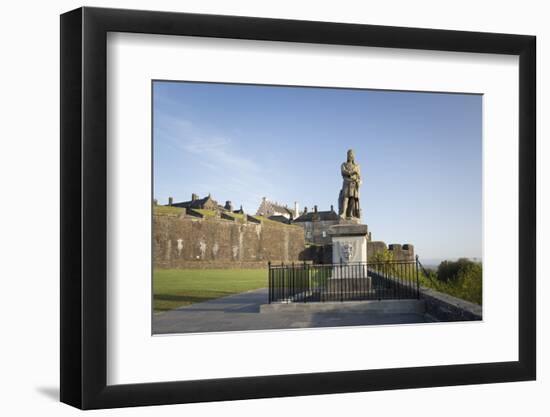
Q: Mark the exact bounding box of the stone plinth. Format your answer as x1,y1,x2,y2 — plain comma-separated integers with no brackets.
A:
328,224,369,265
328,223,369,279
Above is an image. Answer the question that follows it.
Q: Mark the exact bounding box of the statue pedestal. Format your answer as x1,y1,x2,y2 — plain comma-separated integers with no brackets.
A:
329,224,368,264
328,224,369,279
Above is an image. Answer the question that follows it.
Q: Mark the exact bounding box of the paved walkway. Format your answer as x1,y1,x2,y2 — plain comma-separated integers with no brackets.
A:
153,288,431,334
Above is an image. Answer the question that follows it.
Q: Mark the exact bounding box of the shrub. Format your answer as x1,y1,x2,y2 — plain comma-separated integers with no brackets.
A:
434,258,482,305
370,248,394,263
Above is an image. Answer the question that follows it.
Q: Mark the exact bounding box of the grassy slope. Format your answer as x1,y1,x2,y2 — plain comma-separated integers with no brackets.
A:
417,268,482,305
193,209,217,218
153,268,267,312
376,263,482,306
154,205,184,216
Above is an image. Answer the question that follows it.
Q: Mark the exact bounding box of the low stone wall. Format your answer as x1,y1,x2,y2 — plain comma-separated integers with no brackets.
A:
154,215,305,269
420,287,482,321
345,272,481,322
261,299,425,314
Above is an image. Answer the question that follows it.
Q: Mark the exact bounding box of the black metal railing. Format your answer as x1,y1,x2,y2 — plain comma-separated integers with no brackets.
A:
416,256,438,285
268,258,420,303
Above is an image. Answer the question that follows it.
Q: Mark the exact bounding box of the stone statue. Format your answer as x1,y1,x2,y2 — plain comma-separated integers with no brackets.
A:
338,149,362,219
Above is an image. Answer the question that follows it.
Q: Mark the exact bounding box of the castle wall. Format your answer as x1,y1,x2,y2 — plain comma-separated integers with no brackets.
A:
388,243,415,261
154,215,305,269
368,241,415,261
301,241,414,264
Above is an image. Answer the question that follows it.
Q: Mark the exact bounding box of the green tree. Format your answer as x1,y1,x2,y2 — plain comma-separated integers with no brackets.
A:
434,258,483,305
370,248,394,263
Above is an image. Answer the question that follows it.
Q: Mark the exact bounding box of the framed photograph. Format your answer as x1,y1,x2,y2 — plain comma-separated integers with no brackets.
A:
60,6,536,409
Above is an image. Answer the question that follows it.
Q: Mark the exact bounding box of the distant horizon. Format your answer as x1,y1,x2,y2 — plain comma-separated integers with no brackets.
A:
153,81,482,261
421,257,482,267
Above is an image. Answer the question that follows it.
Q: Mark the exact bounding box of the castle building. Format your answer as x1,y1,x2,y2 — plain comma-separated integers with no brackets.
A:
256,197,298,220
293,205,340,245
169,193,219,211
168,194,246,216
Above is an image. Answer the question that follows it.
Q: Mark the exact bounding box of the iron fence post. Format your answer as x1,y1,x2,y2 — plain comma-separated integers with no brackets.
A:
281,261,285,302
340,258,343,302
415,255,420,299
303,261,307,303
292,262,295,301
268,261,271,304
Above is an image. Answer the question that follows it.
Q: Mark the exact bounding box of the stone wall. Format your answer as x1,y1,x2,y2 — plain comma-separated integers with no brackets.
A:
389,244,415,261
297,240,415,265
154,214,305,269
299,244,333,264
368,241,415,261
420,286,482,321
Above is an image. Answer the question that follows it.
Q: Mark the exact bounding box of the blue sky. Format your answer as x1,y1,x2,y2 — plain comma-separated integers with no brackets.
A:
153,81,482,262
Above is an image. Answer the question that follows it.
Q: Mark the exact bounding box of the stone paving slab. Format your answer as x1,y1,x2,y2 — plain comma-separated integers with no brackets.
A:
153,287,432,334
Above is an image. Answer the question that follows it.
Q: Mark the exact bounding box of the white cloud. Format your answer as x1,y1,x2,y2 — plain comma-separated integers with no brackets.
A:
155,113,281,213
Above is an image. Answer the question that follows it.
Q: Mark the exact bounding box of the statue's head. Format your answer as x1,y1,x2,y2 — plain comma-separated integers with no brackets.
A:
347,149,355,163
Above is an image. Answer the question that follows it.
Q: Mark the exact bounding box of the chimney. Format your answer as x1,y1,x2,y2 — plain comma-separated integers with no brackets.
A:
314,205,318,213
191,193,198,201
304,206,308,214
168,197,173,206
330,205,334,212
224,201,233,211
294,201,299,218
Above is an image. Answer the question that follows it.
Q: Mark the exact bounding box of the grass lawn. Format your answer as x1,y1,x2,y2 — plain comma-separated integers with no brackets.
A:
153,268,267,313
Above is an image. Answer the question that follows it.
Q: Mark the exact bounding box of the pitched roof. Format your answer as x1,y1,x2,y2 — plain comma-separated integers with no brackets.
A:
293,210,339,222
171,195,215,209
271,203,293,215
268,215,291,224
256,198,294,216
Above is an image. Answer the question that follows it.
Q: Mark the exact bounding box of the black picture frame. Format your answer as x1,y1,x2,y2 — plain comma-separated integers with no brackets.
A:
60,6,536,410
